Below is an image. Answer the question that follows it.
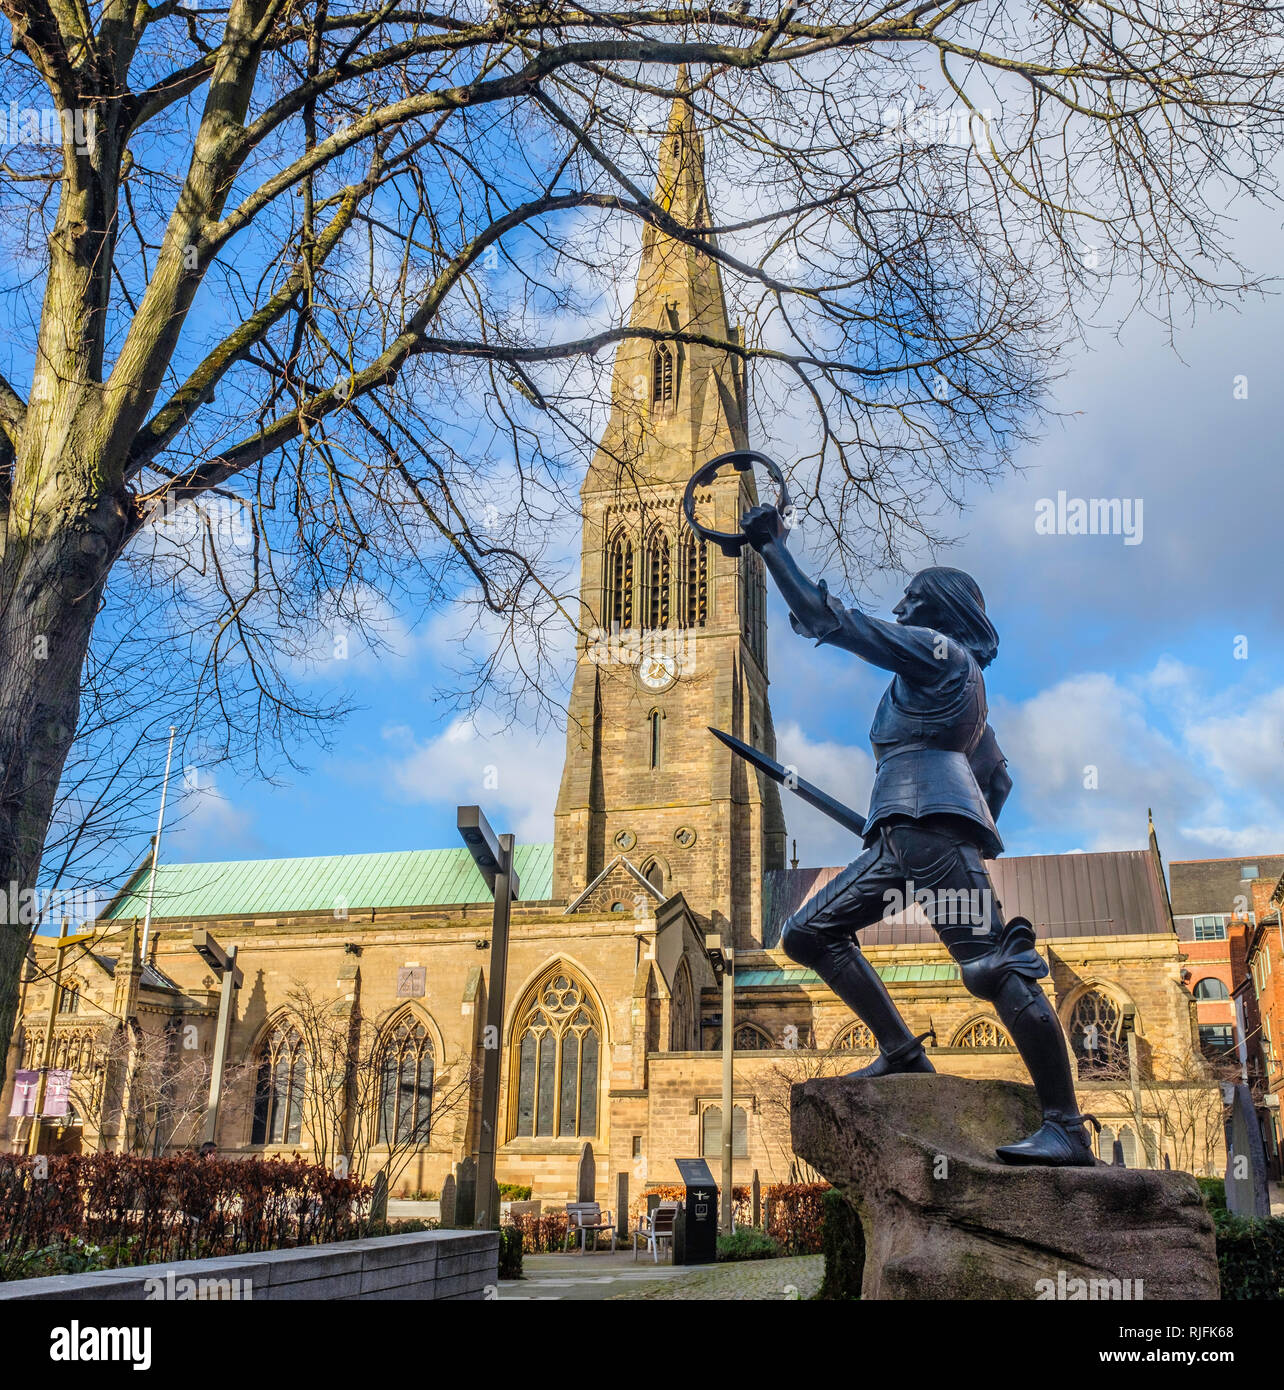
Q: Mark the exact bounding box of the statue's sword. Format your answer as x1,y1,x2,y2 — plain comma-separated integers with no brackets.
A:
708,727,866,839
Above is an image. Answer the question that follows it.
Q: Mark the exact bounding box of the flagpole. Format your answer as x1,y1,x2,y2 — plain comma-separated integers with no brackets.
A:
140,726,177,963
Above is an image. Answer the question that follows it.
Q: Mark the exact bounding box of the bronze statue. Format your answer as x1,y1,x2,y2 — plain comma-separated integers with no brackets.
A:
736,498,1100,1168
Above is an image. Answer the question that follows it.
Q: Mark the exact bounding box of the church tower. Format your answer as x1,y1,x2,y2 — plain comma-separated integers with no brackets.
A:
553,86,787,946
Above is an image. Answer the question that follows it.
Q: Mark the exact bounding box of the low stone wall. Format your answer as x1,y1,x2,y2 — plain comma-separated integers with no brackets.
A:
0,1229,498,1302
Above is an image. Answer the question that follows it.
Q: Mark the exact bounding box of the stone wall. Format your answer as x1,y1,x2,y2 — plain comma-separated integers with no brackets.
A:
0,1229,497,1302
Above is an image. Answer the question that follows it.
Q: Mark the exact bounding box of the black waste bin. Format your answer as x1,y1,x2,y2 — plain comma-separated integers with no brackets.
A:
673,1157,719,1265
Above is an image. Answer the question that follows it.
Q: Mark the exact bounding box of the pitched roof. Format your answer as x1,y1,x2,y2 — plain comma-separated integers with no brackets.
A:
100,844,555,922
1168,855,1284,917
763,849,1172,948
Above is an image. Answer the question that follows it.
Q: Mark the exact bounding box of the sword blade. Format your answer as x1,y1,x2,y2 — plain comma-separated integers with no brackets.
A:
708,727,866,839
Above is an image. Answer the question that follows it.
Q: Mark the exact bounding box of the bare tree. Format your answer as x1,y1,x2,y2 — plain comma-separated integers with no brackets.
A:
286,983,474,1189
2,3,1284,1087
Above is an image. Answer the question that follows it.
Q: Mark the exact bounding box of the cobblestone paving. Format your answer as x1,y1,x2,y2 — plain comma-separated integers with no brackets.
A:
608,1254,823,1301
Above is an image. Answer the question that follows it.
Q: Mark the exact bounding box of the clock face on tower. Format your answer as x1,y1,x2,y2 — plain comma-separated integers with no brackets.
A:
637,650,678,692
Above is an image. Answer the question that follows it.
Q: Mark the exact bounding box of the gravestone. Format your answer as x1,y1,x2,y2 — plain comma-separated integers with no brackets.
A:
439,1172,456,1228
455,1156,477,1228
370,1169,389,1224
1111,1139,1126,1167
1224,1082,1270,1218
751,1170,762,1228
577,1142,596,1203
616,1171,628,1238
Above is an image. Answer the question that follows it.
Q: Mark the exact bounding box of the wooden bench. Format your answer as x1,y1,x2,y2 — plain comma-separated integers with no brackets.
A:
563,1201,616,1253
632,1201,679,1263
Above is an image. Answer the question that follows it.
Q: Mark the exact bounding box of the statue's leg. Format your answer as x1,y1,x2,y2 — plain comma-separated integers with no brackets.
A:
780,829,934,1079
933,841,1099,1167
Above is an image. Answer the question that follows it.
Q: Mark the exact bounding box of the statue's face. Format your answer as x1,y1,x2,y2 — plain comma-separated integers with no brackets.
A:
893,576,936,627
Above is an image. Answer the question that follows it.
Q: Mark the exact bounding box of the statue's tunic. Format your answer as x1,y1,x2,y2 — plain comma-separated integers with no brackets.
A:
790,580,1003,857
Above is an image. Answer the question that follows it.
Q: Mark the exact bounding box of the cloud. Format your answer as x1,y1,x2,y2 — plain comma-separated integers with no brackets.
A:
381,714,564,845
773,720,875,868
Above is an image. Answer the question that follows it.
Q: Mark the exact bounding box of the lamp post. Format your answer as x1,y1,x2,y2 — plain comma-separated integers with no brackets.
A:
707,933,735,1234
457,805,519,1230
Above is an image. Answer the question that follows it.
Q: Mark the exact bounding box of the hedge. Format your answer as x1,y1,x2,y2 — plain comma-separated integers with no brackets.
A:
1213,1209,1284,1300
0,1153,368,1278
818,1188,864,1299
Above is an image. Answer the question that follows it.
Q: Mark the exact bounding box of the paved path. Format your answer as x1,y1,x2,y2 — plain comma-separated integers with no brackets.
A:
499,1251,824,1301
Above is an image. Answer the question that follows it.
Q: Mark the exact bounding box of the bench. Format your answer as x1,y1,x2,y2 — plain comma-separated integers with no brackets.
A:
563,1201,616,1253
632,1201,679,1263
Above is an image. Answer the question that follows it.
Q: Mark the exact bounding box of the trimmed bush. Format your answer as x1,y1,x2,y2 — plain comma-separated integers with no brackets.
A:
1213,1208,1284,1300
498,1224,524,1278
0,1153,368,1279
818,1188,864,1300
510,1210,570,1254
716,1227,780,1262
498,1183,532,1201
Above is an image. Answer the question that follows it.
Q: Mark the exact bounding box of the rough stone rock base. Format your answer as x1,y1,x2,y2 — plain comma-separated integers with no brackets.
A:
791,1072,1219,1300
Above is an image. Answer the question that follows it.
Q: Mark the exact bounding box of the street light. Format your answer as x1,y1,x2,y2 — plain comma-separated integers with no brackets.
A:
706,932,735,1234
457,805,518,1229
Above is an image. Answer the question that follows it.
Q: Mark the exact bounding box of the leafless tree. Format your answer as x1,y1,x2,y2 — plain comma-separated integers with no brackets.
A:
2,3,1284,1087
286,983,474,1189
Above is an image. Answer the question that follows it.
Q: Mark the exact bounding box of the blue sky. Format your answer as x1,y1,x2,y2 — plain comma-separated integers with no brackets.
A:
156,241,1284,880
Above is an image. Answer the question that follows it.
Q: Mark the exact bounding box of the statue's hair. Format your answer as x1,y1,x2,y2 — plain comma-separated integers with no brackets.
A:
913,567,999,669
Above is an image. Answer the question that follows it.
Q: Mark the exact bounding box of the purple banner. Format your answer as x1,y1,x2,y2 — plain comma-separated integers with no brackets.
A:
8,1069,72,1118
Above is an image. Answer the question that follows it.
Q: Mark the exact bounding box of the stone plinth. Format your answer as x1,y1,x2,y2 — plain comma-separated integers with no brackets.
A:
792,1072,1219,1301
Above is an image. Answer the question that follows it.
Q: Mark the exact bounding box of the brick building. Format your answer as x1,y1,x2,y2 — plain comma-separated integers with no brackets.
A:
2,91,1228,1194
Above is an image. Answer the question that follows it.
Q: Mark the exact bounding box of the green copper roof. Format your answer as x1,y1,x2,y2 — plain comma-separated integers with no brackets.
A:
737,962,960,988
102,844,555,921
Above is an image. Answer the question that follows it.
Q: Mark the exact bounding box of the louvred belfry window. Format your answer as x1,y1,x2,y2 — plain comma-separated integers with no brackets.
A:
652,345,674,409
679,538,707,628
606,530,633,630
644,531,670,629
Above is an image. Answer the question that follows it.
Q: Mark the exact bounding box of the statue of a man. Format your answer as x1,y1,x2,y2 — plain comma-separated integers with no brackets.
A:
741,503,1098,1167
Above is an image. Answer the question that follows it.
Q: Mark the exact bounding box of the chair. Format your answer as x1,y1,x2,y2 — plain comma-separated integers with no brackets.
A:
632,1201,679,1262
563,1201,616,1253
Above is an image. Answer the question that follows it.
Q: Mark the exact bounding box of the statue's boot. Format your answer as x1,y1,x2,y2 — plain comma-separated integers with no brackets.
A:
821,944,936,1080
845,1029,937,1080
986,941,1099,1166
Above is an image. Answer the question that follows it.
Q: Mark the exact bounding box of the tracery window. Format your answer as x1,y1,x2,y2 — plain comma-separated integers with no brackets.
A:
732,1023,773,1050
1068,989,1124,1077
251,1021,306,1145
512,968,600,1139
58,983,79,1014
670,960,696,1051
952,1018,1014,1049
652,345,674,409
834,1021,876,1052
379,1014,435,1147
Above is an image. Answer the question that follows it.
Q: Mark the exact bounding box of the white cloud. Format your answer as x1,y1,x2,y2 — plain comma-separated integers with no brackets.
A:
773,720,875,868
382,714,564,844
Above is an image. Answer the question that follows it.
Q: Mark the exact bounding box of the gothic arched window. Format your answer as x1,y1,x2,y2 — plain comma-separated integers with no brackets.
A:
643,530,670,630
952,1017,1015,1049
379,1014,435,1147
702,1104,748,1158
1068,989,1124,1077
834,1021,876,1052
733,1023,773,1050
59,983,79,1014
512,968,601,1140
652,345,674,409
670,960,695,1051
648,708,664,770
605,529,633,631
251,1021,306,1145
679,537,707,628
642,857,664,894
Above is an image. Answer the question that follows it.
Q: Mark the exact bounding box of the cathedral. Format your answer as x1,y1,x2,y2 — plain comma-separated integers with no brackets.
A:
2,93,1226,1194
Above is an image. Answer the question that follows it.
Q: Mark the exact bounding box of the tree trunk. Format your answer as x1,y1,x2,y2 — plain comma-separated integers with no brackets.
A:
0,480,131,1091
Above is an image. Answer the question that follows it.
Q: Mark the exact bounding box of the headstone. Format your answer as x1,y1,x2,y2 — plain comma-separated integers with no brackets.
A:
616,1171,628,1239
751,1169,761,1228
1163,1153,1171,1170
1111,1139,1126,1167
1224,1082,1270,1217
508,1199,542,1218
455,1156,477,1227
439,1172,456,1228
577,1141,596,1202
370,1169,389,1224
